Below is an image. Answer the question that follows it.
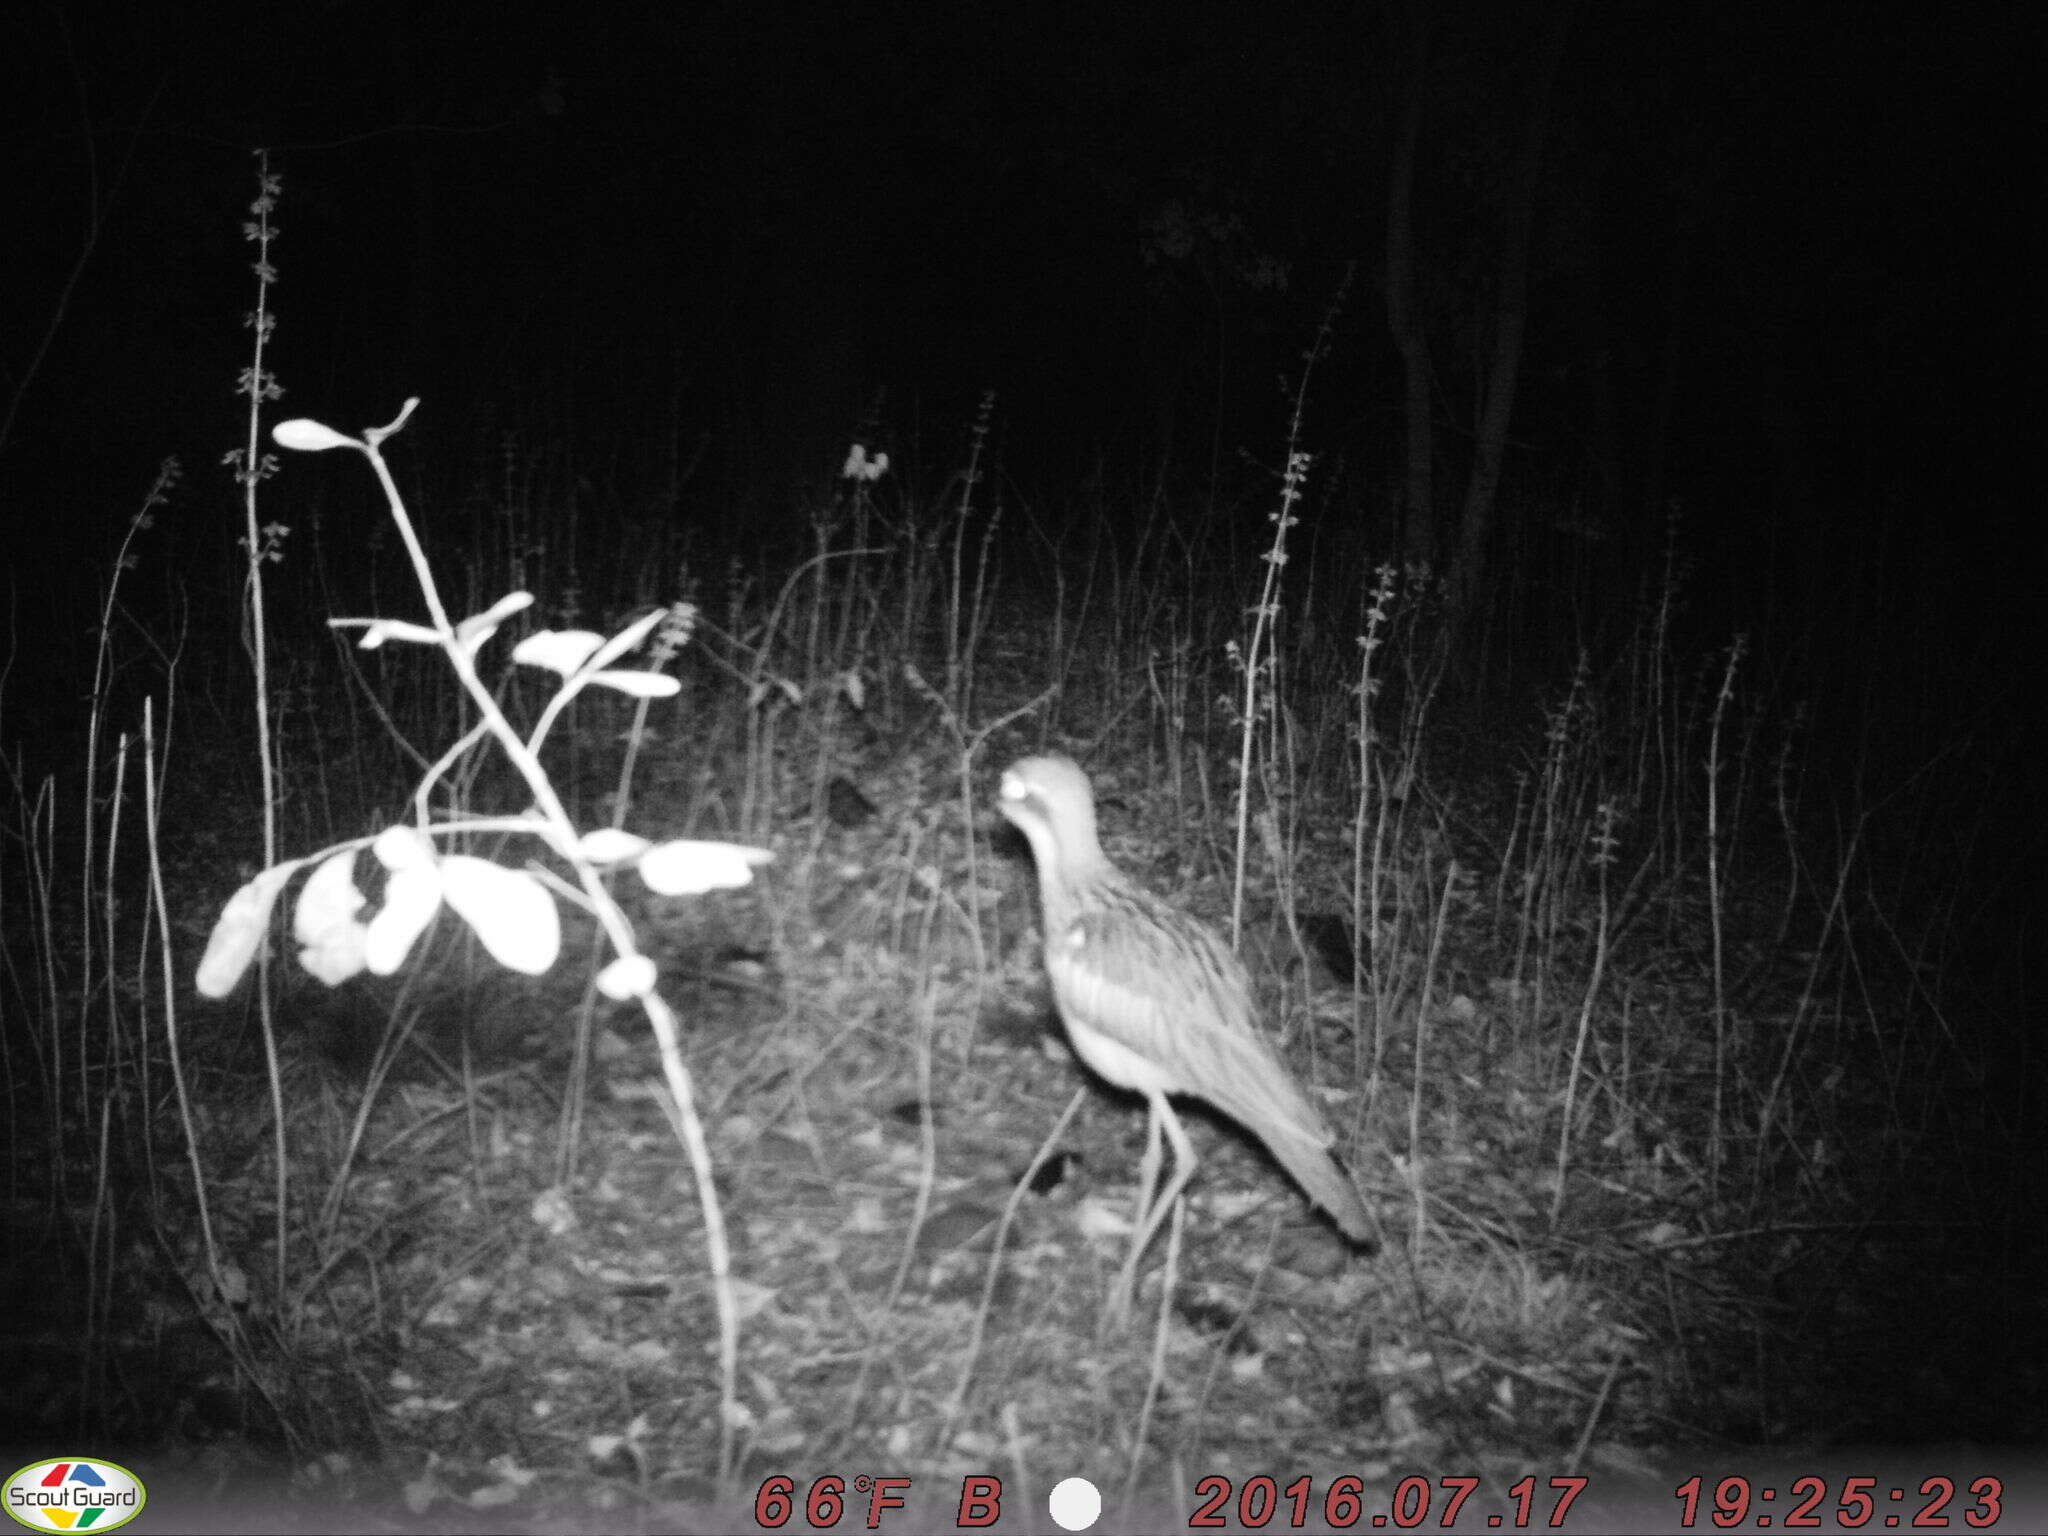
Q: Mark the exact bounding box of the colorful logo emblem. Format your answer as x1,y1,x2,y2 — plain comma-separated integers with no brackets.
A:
3,1460,147,1533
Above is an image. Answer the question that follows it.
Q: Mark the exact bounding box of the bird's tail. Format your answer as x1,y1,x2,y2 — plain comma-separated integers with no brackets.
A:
1260,1129,1376,1248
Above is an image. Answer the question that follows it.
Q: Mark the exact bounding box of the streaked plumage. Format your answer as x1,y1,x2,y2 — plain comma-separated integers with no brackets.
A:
998,755,1372,1313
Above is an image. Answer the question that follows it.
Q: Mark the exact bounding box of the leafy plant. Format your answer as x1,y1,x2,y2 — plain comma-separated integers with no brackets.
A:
194,400,770,1487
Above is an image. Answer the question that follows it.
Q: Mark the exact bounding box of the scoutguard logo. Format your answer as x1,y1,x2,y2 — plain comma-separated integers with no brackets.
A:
3,1460,147,1533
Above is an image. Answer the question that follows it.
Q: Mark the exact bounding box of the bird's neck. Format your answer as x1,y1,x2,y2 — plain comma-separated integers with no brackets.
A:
1032,833,1116,924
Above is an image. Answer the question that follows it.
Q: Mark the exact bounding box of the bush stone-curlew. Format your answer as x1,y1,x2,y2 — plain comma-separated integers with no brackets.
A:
998,755,1373,1320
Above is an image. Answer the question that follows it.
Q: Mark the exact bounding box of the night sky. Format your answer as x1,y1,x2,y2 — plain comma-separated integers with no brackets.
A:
2,0,2026,673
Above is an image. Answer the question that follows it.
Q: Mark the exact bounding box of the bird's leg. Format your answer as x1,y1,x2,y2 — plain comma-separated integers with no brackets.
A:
1108,1094,1196,1330
1143,1096,1197,1266
1104,1096,1166,1331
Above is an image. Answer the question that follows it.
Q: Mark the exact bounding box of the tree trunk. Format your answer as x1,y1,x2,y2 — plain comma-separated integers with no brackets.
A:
1383,0,1435,566
1448,0,1574,633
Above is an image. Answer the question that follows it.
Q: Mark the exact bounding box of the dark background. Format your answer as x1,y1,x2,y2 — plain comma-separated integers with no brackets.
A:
0,0,2029,745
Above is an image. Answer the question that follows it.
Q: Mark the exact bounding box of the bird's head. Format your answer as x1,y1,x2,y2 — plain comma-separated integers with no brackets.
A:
998,755,1108,881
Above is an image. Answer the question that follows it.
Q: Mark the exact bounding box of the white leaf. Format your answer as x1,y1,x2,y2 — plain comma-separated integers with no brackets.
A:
454,592,535,658
578,828,651,865
353,618,443,650
195,859,304,998
442,855,560,974
272,418,359,452
294,848,366,942
584,608,668,674
295,848,372,987
637,839,774,895
368,863,443,974
586,668,680,698
374,824,437,871
597,954,657,1000
470,591,537,628
300,920,369,987
511,629,604,675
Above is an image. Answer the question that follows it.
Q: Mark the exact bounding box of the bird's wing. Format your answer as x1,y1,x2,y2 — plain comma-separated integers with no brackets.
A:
1047,899,1336,1152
